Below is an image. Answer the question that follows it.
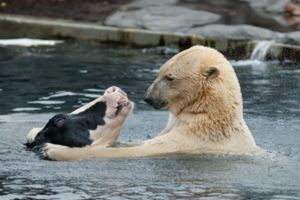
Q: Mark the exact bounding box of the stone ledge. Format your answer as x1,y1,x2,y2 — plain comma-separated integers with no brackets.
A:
0,14,300,63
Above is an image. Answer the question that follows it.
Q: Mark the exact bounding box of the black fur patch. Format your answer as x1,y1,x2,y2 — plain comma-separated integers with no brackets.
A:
26,101,107,149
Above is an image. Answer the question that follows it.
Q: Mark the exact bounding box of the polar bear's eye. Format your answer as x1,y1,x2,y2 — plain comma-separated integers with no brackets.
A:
165,75,175,82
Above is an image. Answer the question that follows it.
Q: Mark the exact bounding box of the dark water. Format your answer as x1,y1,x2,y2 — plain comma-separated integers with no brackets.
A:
0,43,170,114
0,42,299,199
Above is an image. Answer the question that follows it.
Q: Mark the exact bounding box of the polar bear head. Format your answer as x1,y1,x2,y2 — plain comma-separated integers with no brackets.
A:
144,45,243,117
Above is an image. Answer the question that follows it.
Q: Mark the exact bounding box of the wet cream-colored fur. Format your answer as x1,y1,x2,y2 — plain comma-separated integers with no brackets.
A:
41,45,260,160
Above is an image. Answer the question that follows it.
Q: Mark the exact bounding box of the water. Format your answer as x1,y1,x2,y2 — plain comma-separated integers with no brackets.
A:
231,41,274,68
0,42,168,114
250,41,274,61
0,38,63,47
0,42,300,199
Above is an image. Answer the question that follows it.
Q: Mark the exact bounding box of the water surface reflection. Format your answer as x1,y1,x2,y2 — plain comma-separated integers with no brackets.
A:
0,43,299,199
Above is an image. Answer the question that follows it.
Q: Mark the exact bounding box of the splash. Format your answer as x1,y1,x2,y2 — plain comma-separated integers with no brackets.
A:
250,41,274,61
0,38,63,47
231,41,275,67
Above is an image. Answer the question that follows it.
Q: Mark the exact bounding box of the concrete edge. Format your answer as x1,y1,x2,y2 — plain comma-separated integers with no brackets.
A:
0,14,300,62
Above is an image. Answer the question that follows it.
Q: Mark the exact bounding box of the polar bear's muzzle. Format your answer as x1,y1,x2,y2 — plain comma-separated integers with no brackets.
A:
144,82,168,109
144,96,167,109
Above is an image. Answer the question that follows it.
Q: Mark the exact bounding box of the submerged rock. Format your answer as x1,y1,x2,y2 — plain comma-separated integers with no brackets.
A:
126,0,177,9
241,0,289,13
105,6,221,32
188,24,282,40
286,31,300,45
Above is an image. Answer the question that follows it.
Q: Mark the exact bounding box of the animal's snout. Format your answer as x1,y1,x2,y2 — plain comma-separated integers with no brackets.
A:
105,86,127,97
144,94,167,109
144,86,155,106
144,83,167,109
144,96,154,106
117,88,127,97
105,86,117,94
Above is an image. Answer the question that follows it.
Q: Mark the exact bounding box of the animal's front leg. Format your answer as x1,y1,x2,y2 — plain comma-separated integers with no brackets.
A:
42,143,74,161
91,127,121,147
42,143,104,161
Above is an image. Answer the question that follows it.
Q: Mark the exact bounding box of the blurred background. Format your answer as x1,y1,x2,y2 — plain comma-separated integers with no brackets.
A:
1,0,300,32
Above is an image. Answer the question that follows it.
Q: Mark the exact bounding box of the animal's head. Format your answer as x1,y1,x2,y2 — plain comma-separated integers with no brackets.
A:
102,86,134,122
144,45,242,116
25,114,69,148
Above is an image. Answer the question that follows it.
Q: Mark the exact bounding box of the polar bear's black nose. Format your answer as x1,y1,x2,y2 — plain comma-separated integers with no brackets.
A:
144,96,167,109
144,97,154,106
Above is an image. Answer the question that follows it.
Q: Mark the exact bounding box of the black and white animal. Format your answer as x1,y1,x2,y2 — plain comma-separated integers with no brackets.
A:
25,86,134,150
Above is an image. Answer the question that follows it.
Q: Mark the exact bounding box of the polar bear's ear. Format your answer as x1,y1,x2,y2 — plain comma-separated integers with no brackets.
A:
204,67,219,80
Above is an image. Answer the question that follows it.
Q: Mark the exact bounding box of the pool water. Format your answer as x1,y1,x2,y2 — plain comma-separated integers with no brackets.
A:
0,42,299,199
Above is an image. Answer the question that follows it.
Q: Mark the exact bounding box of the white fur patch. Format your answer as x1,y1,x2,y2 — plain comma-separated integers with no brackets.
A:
42,143,70,160
26,128,42,143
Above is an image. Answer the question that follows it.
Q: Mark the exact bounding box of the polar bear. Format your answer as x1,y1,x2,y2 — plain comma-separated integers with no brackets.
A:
41,45,260,160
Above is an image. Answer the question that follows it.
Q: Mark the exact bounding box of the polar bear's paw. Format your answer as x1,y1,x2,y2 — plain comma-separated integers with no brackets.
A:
41,143,70,161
